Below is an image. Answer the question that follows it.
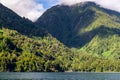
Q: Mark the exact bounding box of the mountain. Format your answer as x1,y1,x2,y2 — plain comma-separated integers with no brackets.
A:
0,2,120,72
36,2,120,58
0,3,47,37
0,28,74,72
1,28,120,72
0,3,74,72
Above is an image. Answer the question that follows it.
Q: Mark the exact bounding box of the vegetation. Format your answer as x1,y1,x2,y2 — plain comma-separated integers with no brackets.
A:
71,53,120,72
0,2,120,72
0,28,120,72
0,28,73,72
36,2,120,58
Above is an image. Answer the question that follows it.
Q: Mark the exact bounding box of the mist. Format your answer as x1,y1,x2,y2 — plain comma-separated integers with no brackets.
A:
59,0,120,13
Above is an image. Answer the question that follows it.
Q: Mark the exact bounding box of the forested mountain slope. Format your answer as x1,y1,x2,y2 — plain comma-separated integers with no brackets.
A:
36,2,120,58
0,3,73,72
0,28,74,72
1,28,120,72
0,2,120,72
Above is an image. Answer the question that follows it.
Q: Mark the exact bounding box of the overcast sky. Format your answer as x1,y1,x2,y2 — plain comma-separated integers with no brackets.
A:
0,0,120,21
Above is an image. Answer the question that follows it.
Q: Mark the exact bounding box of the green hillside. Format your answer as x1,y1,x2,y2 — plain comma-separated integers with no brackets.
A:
0,2,120,72
81,34,120,58
0,28,73,72
0,3,74,72
0,28,120,72
36,2,120,58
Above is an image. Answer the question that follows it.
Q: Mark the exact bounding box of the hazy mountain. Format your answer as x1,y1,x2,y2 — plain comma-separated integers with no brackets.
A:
36,2,120,57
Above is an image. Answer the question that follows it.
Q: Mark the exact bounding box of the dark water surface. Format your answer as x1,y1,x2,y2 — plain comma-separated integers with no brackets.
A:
0,72,120,80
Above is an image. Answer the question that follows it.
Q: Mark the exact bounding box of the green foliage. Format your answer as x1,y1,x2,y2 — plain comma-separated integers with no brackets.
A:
81,33,120,59
36,2,120,59
15,53,44,72
0,28,73,72
70,53,120,72
0,28,120,72
1,2,120,72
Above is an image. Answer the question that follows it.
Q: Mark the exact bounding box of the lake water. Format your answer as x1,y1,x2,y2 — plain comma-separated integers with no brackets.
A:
0,72,120,80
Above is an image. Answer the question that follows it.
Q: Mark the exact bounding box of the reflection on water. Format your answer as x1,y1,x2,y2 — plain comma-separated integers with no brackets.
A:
0,72,120,80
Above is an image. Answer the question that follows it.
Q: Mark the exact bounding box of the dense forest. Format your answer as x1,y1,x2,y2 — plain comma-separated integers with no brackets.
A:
0,2,120,72
36,2,120,59
0,28,120,72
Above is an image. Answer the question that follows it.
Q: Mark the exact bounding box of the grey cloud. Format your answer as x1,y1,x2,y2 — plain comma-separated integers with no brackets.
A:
59,0,120,12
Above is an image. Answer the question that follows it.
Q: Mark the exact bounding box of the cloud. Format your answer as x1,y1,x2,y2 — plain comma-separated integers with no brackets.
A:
0,0,120,21
59,0,120,13
0,0,45,21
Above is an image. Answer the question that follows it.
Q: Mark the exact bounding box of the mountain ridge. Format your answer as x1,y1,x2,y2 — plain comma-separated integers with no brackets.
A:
0,3,74,72
0,3,48,37
0,2,120,72
36,1,120,57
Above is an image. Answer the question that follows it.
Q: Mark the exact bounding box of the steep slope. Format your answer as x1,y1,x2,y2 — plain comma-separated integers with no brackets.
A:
0,3,47,37
1,28,120,72
0,2,120,72
0,3,74,72
36,2,120,58
0,28,74,72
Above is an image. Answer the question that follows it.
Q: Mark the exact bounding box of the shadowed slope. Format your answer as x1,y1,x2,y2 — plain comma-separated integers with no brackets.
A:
36,2,120,48
0,3,48,37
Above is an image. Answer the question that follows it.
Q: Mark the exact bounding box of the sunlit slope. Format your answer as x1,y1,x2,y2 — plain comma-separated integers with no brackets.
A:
0,28,72,72
36,2,120,58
